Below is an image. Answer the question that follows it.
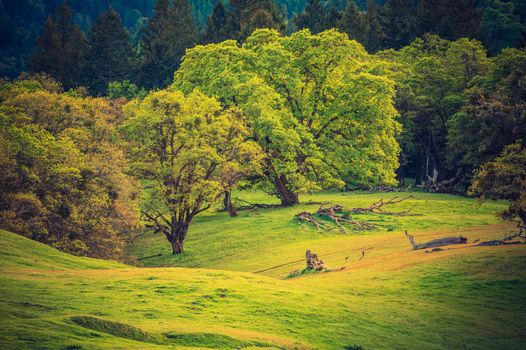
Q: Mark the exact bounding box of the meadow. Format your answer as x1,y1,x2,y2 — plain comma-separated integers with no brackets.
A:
1,191,525,349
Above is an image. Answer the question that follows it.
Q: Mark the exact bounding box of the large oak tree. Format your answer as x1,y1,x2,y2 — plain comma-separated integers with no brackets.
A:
174,29,400,205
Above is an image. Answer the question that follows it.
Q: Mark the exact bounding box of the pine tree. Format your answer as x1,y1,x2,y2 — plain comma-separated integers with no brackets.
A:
230,0,285,40
84,8,134,95
292,0,328,33
28,1,87,89
203,1,233,43
139,0,197,89
364,0,385,52
338,1,367,44
381,0,416,49
416,0,480,40
324,4,342,30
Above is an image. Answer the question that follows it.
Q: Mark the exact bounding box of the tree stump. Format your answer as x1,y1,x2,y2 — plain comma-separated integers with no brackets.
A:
306,249,325,271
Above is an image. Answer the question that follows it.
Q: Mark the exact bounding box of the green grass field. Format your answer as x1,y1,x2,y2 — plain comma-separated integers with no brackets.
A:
1,191,525,349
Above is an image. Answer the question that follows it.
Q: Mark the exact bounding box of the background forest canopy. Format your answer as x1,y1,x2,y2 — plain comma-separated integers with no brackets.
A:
0,0,525,257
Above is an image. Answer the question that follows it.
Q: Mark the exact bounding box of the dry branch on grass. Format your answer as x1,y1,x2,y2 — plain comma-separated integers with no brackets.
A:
295,205,374,232
350,195,419,216
405,230,467,250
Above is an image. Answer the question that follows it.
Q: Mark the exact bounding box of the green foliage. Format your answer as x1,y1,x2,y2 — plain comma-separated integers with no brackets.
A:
0,77,140,259
480,0,525,54
124,89,262,253
175,29,400,204
107,80,147,100
379,34,493,186
470,142,526,226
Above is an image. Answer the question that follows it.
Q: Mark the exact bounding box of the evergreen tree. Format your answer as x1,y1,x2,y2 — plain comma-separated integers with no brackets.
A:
324,4,343,30
84,8,134,95
381,0,416,50
139,0,197,89
28,1,87,89
230,0,285,40
416,0,480,41
364,0,385,52
292,0,328,33
338,0,367,44
479,0,524,54
203,1,233,43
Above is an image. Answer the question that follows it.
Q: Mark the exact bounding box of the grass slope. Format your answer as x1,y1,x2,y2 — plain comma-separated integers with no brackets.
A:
1,192,525,349
128,191,506,276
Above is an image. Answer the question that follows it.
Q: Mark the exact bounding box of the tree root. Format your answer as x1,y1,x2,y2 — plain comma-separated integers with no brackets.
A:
349,195,420,216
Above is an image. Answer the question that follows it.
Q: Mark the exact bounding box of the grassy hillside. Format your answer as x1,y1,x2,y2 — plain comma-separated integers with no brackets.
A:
1,192,526,349
128,191,506,276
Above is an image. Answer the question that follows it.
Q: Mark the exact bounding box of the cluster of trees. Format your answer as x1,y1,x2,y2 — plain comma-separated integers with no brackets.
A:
1,1,525,257
21,0,526,94
381,36,525,190
27,0,285,93
0,75,140,259
296,0,525,54
121,28,400,252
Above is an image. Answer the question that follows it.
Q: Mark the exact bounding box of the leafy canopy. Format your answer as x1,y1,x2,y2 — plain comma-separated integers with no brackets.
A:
124,89,262,253
174,29,400,202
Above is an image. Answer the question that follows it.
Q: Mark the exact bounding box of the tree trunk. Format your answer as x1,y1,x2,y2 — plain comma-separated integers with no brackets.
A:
223,191,237,217
170,239,184,254
274,174,299,206
168,220,189,255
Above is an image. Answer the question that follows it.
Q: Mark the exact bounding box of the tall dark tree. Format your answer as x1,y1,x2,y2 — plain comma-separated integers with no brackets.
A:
84,8,134,95
292,0,329,33
416,0,481,41
139,0,198,89
28,2,87,89
203,1,233,43
324,4,343,30
364,0,385,52
230,0,285,40
381,0,416,50
338,0,367,44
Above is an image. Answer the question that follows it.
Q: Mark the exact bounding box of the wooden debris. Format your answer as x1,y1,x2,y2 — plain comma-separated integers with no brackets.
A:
349,195,419,216
294,205,374,232
306,250,325,271
405,230,467,250
294,211,333,231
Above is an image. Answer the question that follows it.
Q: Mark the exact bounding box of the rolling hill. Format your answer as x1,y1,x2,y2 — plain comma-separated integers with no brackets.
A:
1,191,525,349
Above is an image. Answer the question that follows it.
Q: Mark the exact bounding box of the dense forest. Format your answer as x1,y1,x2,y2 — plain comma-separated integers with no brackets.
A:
1,0,525,78
0,0,525,256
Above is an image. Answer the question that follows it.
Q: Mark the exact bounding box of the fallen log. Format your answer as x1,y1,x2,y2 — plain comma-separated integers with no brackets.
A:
350,195,419,216
295,211,333,231
294,205,375,232
405,230,467,250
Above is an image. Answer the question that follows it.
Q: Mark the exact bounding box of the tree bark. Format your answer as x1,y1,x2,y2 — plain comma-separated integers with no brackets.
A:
170,239,184,254
274,174,299,206
168,220,189,255
223,191,237,217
